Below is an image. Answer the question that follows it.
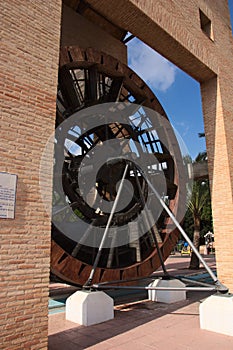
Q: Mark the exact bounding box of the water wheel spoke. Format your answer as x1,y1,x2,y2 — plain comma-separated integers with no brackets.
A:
51,47,183,286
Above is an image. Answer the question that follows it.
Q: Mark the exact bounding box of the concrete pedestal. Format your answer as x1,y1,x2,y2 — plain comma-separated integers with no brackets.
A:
66,290,114,326
148,278,186,303
200,294,233,336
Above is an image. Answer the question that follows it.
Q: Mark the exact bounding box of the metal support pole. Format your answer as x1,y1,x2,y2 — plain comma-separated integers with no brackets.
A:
92,284,216,292
134,167,169,277
71,219,98,257
141,169,228,292
84,163,129,287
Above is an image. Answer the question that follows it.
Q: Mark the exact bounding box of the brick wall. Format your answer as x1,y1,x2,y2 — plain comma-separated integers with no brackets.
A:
0,1,62,349
61,4,127,63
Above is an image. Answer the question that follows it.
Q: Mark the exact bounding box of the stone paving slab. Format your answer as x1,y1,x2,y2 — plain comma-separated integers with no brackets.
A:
49,293,233,349
49,254,233,349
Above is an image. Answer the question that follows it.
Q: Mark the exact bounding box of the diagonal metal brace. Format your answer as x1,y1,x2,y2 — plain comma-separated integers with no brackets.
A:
83,163,129,288
140,168,228,294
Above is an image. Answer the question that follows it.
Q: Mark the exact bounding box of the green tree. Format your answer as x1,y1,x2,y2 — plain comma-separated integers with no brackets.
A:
188,179,211,269
182,207,193,239
196,132,207,162
194,151,207,162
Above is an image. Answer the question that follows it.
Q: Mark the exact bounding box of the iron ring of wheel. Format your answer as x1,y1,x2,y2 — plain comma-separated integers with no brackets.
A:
51,46,187,286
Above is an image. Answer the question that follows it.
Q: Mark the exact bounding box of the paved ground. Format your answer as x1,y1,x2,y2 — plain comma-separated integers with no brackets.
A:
48,254,233,349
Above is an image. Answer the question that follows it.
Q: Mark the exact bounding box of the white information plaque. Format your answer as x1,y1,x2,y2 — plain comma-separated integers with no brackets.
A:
0,172,17,219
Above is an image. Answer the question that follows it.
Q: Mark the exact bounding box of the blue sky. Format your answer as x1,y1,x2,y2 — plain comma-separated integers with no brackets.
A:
127,2,233,160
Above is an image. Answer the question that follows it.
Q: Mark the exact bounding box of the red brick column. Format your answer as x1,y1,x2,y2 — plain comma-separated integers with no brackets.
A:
0,1,62,348
201,75,233,291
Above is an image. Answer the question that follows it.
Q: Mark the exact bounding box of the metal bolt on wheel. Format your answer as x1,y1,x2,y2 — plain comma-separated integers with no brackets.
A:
50,47,188,286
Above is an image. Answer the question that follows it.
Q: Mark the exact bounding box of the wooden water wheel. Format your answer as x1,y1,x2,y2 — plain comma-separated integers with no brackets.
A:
51,47,186,286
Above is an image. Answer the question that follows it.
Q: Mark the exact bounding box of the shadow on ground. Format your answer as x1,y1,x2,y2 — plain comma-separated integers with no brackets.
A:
48,290,213,350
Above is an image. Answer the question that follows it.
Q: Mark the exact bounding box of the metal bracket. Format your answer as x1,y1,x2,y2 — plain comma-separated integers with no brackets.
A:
140,168,228,294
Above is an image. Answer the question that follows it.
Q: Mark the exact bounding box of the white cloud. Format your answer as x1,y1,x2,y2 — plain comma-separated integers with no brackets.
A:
127,38,177,92
175,121,185,127
174,121,190,137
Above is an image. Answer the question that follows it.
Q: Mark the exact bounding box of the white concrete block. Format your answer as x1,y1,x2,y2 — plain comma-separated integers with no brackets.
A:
148,278,186,303
66,290,114,326
200,294,233,336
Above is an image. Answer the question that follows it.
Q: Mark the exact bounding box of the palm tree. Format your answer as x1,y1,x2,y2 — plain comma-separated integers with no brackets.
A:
196,132,207,162
188,180,211,269
194,151,207,162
